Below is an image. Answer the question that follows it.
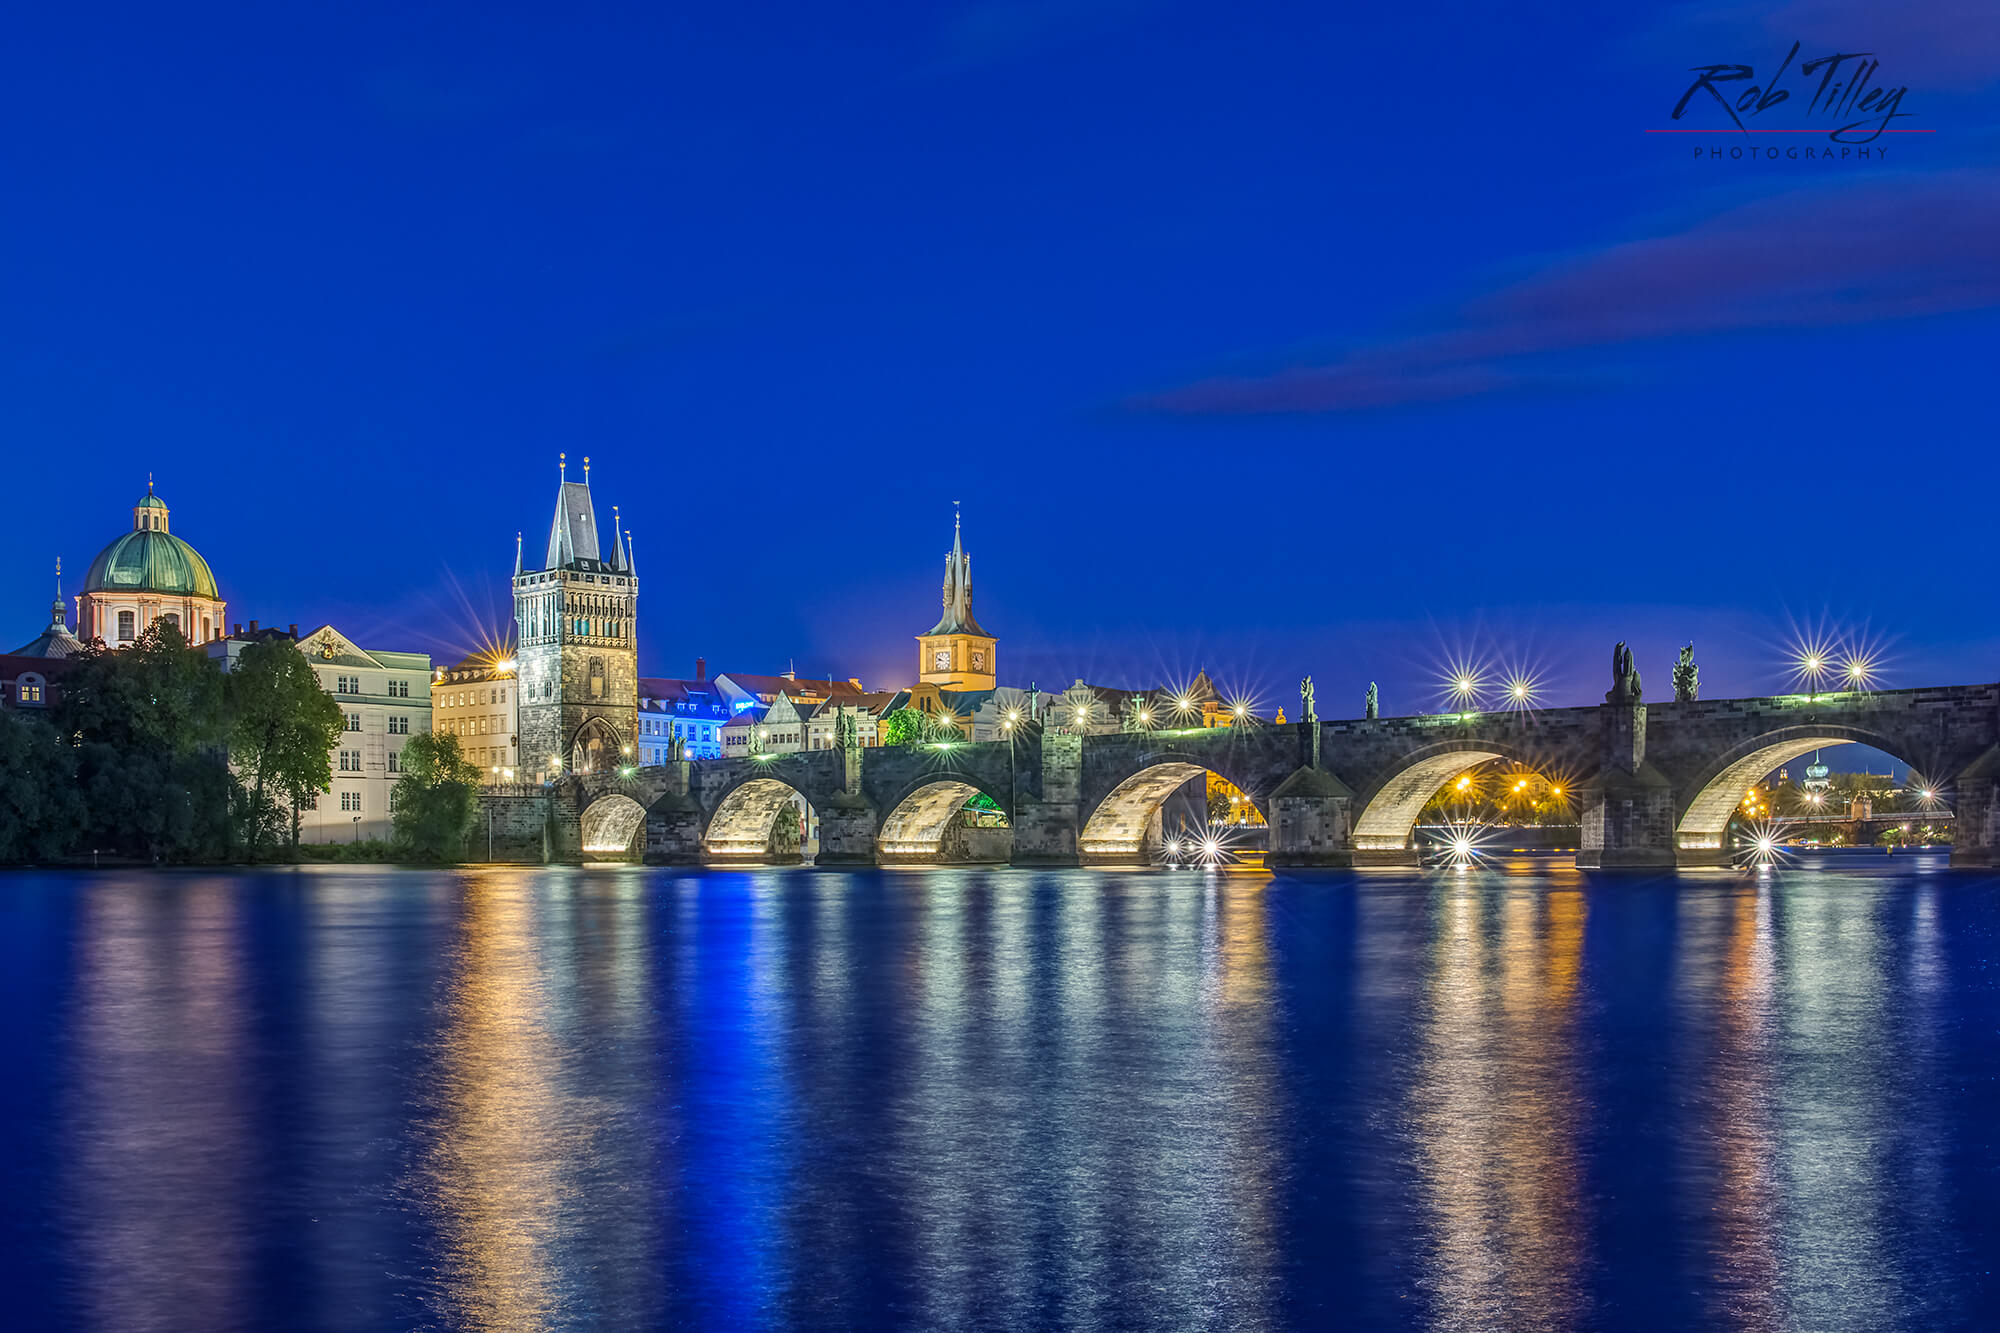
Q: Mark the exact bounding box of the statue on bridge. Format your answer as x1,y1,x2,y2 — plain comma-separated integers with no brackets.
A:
1300,676,1317,725
1025,681,1041,722
1610,641,1643,703
1365,681,1378,720
836,707,860,752
1673,643,1699,702
670,735,686,762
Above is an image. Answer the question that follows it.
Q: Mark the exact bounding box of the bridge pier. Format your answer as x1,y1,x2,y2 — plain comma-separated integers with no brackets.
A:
1576,691,1678,870
1951,748,2000,868
817,792,878,866
1013,729,1083,866
1267,764,1355,868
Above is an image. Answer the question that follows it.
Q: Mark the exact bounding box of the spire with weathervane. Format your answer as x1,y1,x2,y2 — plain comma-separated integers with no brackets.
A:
916,503,996,691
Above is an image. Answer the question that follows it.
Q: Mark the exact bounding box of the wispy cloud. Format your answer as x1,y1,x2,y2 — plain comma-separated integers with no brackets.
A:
1133,169,2000,415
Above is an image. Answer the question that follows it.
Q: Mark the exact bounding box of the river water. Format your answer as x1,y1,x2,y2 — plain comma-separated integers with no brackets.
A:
2,854,1997,1331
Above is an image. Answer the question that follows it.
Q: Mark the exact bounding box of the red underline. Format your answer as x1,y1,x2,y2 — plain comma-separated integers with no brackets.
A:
1646,128,1934,134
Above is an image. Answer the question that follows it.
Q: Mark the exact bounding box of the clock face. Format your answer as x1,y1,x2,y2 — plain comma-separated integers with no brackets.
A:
934,649,950,671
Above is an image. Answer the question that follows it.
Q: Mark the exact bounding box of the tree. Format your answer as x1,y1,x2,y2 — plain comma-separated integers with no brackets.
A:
391,732,482,861
57,621,238,862
226,637,345,854
770,803,802,856
0,712,83,862
879,707,933,747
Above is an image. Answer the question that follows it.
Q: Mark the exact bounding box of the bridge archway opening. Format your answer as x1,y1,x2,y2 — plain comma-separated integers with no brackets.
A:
706,777,818,863
1081,762,1250,863
1351,749,1516,857
878,780,1010,863
580,794,647,858
1676,734,1940,855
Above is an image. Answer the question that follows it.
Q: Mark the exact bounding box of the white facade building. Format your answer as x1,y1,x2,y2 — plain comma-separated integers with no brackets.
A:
208,624,431,843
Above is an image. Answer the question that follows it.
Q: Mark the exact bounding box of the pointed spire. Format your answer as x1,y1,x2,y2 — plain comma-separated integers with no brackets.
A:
513,531,524,577
608,506,625,572
51,557,65,628
625,530,637,578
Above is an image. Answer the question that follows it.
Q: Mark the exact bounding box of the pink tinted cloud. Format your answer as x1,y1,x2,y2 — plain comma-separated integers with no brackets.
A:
1137,169,2000,415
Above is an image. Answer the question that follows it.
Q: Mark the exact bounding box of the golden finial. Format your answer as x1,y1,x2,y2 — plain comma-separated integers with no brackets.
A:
583,455,591,481
559,452,567,478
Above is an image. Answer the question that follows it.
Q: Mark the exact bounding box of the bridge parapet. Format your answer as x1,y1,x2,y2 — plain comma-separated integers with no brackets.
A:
543,681,2000,870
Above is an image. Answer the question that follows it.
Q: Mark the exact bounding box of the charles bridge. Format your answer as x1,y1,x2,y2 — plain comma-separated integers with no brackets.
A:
476,666,2000,870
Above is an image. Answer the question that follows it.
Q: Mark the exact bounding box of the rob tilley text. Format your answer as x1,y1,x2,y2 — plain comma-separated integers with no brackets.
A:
1672,42,1912,142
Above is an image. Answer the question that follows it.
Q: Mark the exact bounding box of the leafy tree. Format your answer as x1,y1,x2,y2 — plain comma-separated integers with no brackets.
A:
57,621,238,862
879,707,933,747
770,803,802,856
226,637,344,853
0,712,83,861
390,732,482,861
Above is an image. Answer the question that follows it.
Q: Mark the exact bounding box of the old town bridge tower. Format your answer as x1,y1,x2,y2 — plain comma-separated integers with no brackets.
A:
512,455,639,777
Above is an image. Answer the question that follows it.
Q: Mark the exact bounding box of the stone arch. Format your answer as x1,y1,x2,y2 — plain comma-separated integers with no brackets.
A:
569,717,625,776
1673,724,1935,851
705,776,816,862
580,793,646,857
1348,741,1536,856
1080,759,1253,862
877,776,1011,863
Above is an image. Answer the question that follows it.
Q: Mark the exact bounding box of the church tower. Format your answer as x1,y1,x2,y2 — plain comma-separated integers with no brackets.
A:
916,506,996,690
512,455,639,777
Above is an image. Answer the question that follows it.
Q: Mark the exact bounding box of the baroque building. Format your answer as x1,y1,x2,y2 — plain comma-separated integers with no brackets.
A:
916,507,995,691
432,650,520,779
512,457,638,777
207,624,432,843
77,481,226,646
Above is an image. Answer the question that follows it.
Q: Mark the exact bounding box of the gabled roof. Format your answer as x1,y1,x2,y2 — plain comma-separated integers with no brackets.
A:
714,671,867,701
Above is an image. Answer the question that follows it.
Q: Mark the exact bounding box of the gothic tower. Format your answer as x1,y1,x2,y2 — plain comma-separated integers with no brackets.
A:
916,505,996,690
512,455,639,776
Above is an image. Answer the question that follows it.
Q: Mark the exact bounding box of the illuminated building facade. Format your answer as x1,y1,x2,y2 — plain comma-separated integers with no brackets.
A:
432,653,520,779
208,623,432,843
512,458,639,777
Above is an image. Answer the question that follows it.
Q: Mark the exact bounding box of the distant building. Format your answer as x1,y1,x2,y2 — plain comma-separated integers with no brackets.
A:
11,561,87,661
208,624,431,843
76,482,227,647
804,695,898,750
712,670,867,715
432,651,520,780
916,508,996,691
637,668,732,762
512,456,639,777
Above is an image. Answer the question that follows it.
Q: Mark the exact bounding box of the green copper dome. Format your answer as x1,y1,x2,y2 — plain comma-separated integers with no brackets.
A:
83,488,220,599
83,530,219,599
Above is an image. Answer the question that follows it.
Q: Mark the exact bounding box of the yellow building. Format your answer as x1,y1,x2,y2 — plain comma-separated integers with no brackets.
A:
916,507,996,691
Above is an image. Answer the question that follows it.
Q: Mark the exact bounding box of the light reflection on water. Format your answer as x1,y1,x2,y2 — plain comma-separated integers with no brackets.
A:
7,854,1998,1329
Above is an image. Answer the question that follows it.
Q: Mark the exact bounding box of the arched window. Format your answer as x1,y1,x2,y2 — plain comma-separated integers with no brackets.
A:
589,656,606,699
161,612,180,634
117,609,135,642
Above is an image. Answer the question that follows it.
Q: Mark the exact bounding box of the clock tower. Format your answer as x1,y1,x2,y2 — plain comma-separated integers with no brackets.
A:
916,506,996,691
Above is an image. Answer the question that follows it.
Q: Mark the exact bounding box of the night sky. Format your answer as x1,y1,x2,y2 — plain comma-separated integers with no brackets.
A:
6,2,1996,720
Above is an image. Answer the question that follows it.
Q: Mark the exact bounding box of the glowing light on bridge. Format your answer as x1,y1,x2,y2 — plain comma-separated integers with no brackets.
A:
1501,671,1541,711
1438,820,1488,869
1736,820,1790,870
1437,655,1489,711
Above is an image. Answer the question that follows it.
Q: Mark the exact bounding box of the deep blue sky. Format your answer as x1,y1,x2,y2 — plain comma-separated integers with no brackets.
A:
6,1,1996,717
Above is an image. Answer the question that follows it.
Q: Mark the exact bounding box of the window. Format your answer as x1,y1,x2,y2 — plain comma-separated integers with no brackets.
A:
339,790,361,812
387,751,400,774
18,674,44,705
389,679,409,698
388,716,408,735
335,675,352,694
499,687,506,703
345,712,361,732
589,657,605,699
161,612,180,633
338,750,361,772
303,793,318,811
387,789,399,812
117,610,135,642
